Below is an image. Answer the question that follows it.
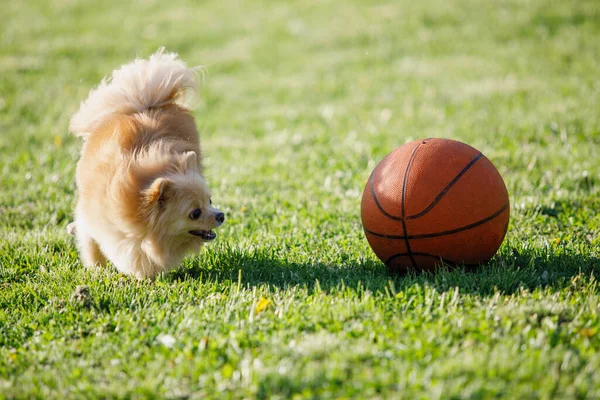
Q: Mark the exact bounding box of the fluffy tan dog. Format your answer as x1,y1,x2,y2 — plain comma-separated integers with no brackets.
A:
69,49,224,279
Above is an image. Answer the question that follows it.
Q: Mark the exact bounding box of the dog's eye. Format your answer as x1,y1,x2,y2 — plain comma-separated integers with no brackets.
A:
189,208,202,220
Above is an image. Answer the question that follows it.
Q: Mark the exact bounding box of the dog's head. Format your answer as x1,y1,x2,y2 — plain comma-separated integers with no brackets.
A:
140,151,224,243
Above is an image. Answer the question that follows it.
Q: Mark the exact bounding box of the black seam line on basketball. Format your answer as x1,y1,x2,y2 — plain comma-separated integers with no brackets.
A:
363,201,509,240
367,140,436,222
369,172,404,221
401,143,423,269
385,252,455,265
405,153,484,221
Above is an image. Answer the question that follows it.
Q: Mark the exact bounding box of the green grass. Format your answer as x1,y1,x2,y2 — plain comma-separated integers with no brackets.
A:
1,0,600,398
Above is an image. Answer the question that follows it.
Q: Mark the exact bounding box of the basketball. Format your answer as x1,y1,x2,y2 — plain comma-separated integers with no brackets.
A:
361,138,510,273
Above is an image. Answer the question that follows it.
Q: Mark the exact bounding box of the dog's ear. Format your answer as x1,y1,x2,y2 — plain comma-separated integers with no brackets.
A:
144,177,171,207
181,151,198,171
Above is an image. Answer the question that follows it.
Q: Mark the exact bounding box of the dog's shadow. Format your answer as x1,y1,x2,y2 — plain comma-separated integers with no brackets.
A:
167,246,600,296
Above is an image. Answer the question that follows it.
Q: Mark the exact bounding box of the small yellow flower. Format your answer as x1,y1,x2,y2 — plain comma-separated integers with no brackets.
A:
255,297,271,313
580,328,596,337
54,135,63,147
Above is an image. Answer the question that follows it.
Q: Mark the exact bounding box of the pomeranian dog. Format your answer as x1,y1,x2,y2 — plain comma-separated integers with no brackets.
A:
69,49,224,279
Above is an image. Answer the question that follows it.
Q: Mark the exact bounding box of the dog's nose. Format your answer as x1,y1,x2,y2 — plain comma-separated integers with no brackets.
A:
215,212,225,224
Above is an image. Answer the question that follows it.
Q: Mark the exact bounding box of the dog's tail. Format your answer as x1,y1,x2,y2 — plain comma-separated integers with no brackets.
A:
69,48,200,138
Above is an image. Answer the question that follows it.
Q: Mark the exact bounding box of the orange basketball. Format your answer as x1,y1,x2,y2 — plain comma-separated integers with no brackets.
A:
361,138,510,273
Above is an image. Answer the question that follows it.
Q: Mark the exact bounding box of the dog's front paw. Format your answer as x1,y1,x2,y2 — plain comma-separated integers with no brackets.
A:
66,222,77,236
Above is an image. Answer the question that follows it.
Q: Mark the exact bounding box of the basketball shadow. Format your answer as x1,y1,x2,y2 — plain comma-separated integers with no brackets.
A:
405,247,600,295
168,246,599,296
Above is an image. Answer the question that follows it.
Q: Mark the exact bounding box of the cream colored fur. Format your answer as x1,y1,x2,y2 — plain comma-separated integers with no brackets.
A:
70,49,223,279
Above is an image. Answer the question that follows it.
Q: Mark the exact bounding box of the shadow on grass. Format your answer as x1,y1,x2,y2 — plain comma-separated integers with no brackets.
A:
169,246,600,296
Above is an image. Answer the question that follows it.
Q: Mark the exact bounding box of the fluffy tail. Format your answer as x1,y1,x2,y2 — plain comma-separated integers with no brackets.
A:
70,48,199,138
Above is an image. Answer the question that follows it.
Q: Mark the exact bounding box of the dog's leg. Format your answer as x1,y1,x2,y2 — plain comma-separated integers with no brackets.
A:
76,229,107,267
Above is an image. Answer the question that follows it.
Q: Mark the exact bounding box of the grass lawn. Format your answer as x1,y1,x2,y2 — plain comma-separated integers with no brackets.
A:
1,0,600,398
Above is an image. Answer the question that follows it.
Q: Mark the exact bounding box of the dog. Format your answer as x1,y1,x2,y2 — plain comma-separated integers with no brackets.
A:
68,49,224,279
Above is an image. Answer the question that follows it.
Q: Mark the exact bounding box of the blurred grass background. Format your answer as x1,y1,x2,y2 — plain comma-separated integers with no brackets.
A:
1,0,600,398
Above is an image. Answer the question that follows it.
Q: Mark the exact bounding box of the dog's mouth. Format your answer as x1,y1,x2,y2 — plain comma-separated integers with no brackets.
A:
189,230,217,241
